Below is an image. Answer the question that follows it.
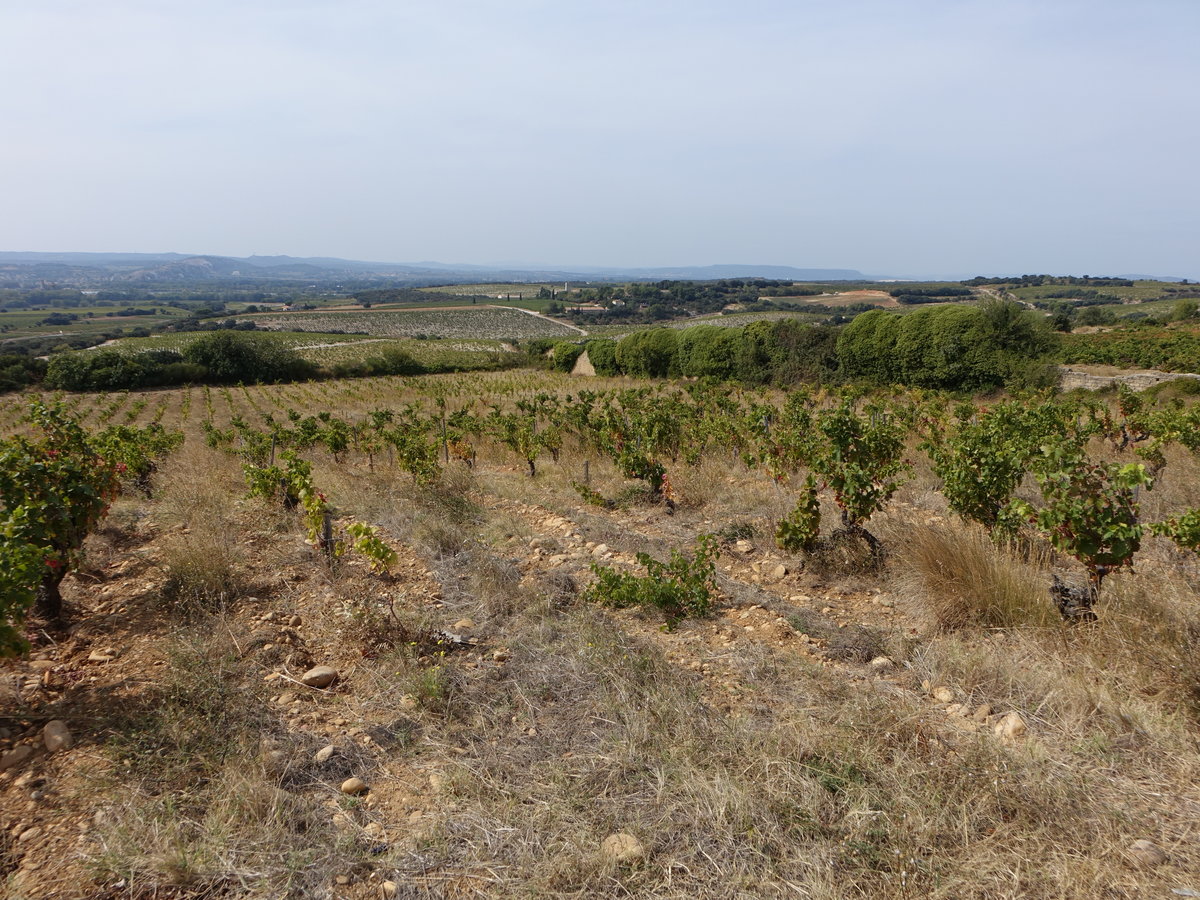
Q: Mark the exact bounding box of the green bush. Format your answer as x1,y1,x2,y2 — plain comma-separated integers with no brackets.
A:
550,341,585,372
333,347,425,379
44,334,317,391
676,326,739,379
585,534,720,624
837,301,1057,391
757,320,840,385
585,340,620,376
0,354,47,393
615,328,679,378
776,475,821,552
184,331,315,384
45,350,207,391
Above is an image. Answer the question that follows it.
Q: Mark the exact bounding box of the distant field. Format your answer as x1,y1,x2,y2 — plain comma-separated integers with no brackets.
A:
95,330,363,354
419,283,558,298
96,330,514,369
670,310,832,330
1102,297,1192,317
360,297,556,313
239,306,580,340
783,290,899,308
0,305,185,338
1009,280,1184,304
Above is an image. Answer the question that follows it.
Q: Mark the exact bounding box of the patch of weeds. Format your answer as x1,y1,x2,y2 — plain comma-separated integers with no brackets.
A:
414,517,469,559
419,468,480,525
572,480,615,509
407,664,452,713
88,766,338,896
804,527,885,577
614,482,661,509
106,631,264,787
467,550,522,617
585,533,720,625
715,519,758,544
839,822,896,874
338,593,423,654
823,625,888,663
532,569,579,610
801,755,869,795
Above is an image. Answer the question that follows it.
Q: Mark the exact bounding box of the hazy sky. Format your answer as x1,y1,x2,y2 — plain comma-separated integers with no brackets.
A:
2,0,1197,277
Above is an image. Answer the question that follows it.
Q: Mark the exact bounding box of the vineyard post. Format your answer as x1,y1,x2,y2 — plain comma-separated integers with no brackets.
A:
270,434,276,466
321,511,334,562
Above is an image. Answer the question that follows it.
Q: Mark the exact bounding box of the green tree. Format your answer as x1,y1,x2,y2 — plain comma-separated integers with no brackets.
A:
184,331,313,384
585,340,620,376
614,328,679,378
676,326,739,379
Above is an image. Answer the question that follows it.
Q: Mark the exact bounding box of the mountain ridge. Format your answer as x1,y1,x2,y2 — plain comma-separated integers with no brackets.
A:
0,252,868,287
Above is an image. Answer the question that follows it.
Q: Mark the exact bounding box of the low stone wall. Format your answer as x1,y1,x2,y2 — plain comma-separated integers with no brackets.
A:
1059,368,1200,392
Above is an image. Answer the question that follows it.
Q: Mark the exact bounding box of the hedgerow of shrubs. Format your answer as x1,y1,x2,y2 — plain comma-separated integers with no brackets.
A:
837,301,1058,391
41,332,515,392
584,301,1054,392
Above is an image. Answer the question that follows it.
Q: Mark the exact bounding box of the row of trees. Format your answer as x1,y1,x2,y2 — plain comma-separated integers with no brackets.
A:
582,301,1056,392
965,275,1135,287
44,333,317,391
836,303,1058,391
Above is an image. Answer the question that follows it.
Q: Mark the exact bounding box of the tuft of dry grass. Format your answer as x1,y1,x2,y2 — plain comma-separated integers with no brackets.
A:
1081,560,1200,719
90,764,342,896
158,529,245,613
896,520,1057,629
153,443,248,613
466,549,523,618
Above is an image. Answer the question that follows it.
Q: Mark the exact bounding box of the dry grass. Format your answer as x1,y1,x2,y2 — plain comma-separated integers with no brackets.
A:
373,606,1176,898
90,762,343,897
88,623,384,897
151,443,251,613
896,520,1058,629
158,530,245,614
1081,555,1200,718
464,550,523,619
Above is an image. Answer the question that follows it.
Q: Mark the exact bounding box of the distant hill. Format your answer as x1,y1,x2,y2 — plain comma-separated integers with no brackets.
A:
568,264,865,281
1118,273,1190,283
0,252,867,288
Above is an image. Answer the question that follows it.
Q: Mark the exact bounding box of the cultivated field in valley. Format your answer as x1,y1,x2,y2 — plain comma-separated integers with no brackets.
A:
95,330,516,371
242,307,581,341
